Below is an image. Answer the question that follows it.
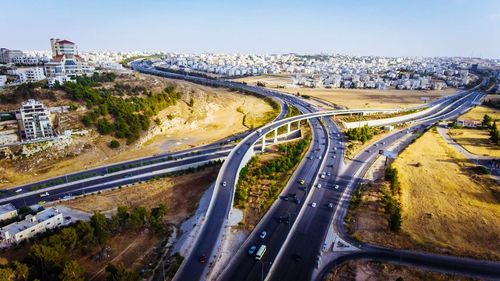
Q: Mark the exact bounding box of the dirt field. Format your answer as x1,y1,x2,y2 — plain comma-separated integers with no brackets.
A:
348,128,500,261
0,73,275,189
449,128,500,157
392,129,499,260
61,167,218,224
282,88,456,109
460,105,500,122
325,260,476,281
232,75,293,88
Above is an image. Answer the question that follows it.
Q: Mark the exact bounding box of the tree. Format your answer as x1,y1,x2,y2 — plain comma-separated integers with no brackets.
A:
482,114,492,128
90,212,111,245
105,263,140,281
109,140,120,149
59,227,78,251
59,260,85,281
490,122,500,145
75,221,97,253
389,206,402,232
0,268,14,281
82,115,93,127
12,261,28,281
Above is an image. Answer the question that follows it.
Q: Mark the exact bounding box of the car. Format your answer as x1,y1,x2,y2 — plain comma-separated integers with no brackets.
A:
65,216,72,220
222,181,227,187
311,202,317,208
299,179,305,185
328,203,334,209
199,255,207,263
292,253,302,262
317,184,322,189
260,231,267,239
39,192,50,198
248,245,257,255
382,142,386,145
15,189,23,193
334,185,339,189
320,174,325,179
327,172,331,176
294,198,301,204
237,150,241,155
318,156,322,160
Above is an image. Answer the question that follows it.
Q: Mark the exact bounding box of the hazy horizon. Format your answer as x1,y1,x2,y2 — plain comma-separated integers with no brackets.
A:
2,0,500,59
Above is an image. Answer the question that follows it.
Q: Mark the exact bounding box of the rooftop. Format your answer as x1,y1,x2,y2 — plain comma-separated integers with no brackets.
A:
0,203,16,215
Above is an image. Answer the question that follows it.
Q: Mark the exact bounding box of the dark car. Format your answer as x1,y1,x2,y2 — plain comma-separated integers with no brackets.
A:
199,255,207,263
292,253,302,262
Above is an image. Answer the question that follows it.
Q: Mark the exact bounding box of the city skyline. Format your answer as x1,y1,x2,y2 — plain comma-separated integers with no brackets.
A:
2,0,500,58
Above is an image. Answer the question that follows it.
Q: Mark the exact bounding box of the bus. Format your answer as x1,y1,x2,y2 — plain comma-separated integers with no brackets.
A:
255,245,267,260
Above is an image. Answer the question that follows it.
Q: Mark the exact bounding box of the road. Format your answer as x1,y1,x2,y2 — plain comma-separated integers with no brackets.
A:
131,63,499,281
269,90,500,281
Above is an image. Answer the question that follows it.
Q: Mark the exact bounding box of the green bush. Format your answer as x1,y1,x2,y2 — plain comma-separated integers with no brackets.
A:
109,140,120,149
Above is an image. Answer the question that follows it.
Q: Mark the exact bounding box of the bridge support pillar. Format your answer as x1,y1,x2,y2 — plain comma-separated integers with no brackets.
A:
273,128,278,144
261,136,266,152
296,120,300,130
287,122,291,133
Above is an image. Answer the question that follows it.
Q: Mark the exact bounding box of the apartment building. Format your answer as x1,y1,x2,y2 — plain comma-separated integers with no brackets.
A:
16,67,46,83
0,208,63,244
44,38,94,79
0,204,18,222
0,48,23,64
16,99,55,141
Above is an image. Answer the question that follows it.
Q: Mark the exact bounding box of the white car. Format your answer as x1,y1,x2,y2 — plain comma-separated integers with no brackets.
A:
15,189,22,193
320,174,325,179
334,185,339,189
222,181,227,187
317,184,322,189
311,202,317,208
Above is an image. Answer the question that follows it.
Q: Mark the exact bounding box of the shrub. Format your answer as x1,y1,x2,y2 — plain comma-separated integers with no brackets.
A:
109,140,120,149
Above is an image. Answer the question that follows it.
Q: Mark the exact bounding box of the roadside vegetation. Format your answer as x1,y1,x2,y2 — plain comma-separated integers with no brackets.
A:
340,109,419,123
343,125,387,158
345,128,500,260
234,130,311,229
0,205,168,281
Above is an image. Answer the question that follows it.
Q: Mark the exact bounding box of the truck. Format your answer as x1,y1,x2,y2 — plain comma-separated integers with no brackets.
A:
39,192,50,198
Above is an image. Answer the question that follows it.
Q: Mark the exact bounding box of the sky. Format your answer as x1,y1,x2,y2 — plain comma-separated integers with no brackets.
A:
2,0,500,58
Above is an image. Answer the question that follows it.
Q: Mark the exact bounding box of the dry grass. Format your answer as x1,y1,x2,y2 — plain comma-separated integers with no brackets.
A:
392,129,500,260
61,167,219,224
449,128,500,157
460,105,500,122
232,75,293,88
282,88,455,109
326,260,476,281
348,129,500,260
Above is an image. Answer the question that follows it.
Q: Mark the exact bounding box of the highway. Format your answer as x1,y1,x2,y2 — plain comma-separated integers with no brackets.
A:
129,63,499,281
268,90,500,281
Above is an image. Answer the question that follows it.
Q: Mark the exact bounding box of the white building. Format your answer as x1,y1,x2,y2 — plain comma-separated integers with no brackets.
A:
0,204,17,222
16,99,55,141
47,75,74,88
16,67,46,83
0,75,6,87
44,39,94,81
0,208,63,244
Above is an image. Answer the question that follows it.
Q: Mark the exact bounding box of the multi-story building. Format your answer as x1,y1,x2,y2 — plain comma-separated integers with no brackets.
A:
0,208,63,244
16,67,46,83
44,38,94,79
16,99,55,141
0,48,23,64
0,204,17,222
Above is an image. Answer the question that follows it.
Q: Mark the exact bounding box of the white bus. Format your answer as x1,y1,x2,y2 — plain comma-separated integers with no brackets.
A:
255,245,267,260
